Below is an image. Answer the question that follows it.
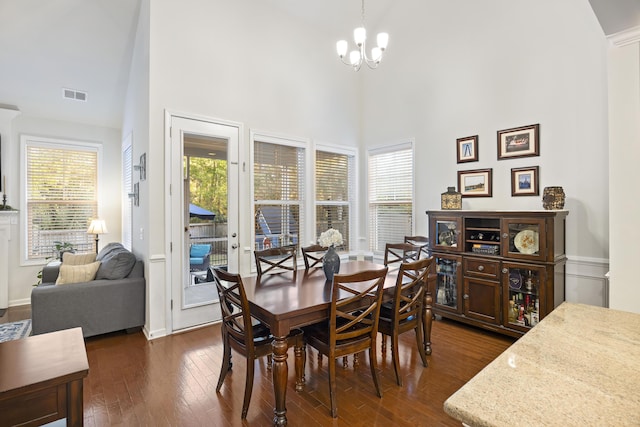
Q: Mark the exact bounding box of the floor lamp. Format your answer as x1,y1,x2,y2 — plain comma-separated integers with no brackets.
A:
87,219,108,254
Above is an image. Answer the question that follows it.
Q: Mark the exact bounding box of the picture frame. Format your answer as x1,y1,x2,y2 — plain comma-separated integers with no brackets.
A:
497,124,539,160
511,166,539,196
456,135,478,163
457,168,493,197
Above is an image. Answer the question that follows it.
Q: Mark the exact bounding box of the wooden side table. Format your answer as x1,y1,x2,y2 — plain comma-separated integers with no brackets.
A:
0,327,89,426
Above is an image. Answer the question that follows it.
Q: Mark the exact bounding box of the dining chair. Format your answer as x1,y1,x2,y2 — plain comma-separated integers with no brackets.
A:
301,244,327,269
254,245,297,275
378,257,432,386
404,235,430,260
384,242,421,268
303,266,389,418
212,268,304,419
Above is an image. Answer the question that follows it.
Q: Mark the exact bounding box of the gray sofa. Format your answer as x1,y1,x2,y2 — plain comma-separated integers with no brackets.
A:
31,243,145,338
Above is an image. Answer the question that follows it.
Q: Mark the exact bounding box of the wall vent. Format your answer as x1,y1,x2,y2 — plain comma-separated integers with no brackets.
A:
62,88,88,102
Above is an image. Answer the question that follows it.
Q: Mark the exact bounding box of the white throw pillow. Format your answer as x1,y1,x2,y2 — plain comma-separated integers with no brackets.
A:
62,252,97,265
56,261,101,285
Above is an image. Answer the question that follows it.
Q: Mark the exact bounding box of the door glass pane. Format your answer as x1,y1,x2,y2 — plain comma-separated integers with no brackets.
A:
183,134,228,306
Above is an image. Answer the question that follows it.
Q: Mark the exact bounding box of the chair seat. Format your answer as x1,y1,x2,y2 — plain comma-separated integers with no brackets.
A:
304,321,372,355
190,257,205,264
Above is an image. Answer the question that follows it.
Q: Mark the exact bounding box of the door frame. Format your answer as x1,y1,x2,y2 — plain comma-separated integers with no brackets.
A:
164,110,244,333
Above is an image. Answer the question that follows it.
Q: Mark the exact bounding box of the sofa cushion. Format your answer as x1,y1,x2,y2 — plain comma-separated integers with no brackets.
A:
62,252,97,265
56,261,101,285
96,243,137,280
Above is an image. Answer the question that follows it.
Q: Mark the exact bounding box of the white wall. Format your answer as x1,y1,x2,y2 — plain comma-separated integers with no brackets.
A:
7,115,122,306
360,0,610,303
130,0,361,337
608,39,640,313
122,0,153,333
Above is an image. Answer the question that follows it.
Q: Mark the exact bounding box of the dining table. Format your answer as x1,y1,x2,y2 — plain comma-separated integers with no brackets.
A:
242,260,433,426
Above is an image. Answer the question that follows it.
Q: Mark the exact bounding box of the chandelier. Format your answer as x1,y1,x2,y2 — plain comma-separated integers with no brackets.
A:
336,0,389,71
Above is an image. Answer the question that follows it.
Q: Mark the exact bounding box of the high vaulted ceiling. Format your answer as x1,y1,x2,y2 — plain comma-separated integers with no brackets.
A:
0,0,638,130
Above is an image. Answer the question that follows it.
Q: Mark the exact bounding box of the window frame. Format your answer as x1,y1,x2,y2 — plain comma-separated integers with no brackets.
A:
20,135,103,265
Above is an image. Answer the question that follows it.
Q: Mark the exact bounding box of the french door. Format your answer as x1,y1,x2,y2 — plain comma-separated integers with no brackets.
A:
169,115,239,331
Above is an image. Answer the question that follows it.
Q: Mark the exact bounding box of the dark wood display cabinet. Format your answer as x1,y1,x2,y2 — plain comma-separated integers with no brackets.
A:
427,210,568,337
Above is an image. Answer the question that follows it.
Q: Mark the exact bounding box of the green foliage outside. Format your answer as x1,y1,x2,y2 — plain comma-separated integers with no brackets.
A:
187,157,227,222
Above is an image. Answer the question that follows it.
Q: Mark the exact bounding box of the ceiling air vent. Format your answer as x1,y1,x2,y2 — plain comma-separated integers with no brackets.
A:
62,88,88,102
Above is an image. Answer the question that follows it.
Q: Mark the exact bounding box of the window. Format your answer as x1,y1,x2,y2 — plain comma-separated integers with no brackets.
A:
368,142,414,253
22,136,101,261
122,134,133,250
253,135,306,251
315,149,355,252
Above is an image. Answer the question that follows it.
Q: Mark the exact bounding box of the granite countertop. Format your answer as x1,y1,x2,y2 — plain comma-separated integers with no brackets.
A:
444,302,640,426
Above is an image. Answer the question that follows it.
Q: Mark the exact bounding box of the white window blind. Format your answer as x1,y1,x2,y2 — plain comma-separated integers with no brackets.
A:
26,142,99,259
254,140,305,250
122,143,133,250
315,150,354,252
368,144,413,253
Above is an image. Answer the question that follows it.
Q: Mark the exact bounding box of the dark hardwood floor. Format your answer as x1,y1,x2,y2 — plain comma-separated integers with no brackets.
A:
2,306,514,426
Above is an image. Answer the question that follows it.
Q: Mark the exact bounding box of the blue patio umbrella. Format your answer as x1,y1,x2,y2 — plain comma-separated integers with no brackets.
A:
189,203,216,220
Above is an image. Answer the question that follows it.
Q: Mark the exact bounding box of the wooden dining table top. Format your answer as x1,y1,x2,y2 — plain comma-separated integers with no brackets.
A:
241,261,396,330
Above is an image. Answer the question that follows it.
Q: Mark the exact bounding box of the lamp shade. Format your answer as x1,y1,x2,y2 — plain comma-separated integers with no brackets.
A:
87,219,108,235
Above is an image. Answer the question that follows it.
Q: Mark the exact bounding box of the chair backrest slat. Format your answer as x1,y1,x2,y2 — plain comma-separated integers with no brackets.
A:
384,242,421,267
330,267,389,346
254,245,297,275
404,236,429,260
391,257,433,326
301,244,327,269
212,268,255,352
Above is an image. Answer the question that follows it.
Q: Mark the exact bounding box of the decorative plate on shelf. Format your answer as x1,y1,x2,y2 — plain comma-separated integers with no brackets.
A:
514,229,539,254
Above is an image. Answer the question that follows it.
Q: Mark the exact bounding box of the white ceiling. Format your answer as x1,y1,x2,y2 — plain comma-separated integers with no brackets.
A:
0,0,637,130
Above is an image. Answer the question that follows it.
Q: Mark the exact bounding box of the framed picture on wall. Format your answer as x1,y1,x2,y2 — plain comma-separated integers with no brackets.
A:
456,135,478,163
497,124,539,159
458,168,493,197
511,166,539,196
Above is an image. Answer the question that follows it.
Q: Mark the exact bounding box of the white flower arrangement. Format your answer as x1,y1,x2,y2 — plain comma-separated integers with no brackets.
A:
318,228,343,248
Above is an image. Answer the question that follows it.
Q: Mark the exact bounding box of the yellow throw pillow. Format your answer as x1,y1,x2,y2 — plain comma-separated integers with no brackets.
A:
56,261,101,285
62,252,97,265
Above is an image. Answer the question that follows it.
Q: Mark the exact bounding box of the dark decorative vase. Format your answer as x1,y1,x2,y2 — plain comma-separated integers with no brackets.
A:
542,186,565,210
323,246,341,282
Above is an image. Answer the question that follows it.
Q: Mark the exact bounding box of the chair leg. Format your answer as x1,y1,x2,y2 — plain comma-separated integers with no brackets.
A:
415,324,428,368
369,346,383,398
381,335,387,353
241,359,255,419
342,356,348,369
294,341,305,391
329,356,338,418
267,354,272,371
216,337,232,392
391,333,402,386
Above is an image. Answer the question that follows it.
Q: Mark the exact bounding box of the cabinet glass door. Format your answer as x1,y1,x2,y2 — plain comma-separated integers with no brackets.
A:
434,255,462,313
431,217,462,251
502,218,547,261
503,262,546,332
